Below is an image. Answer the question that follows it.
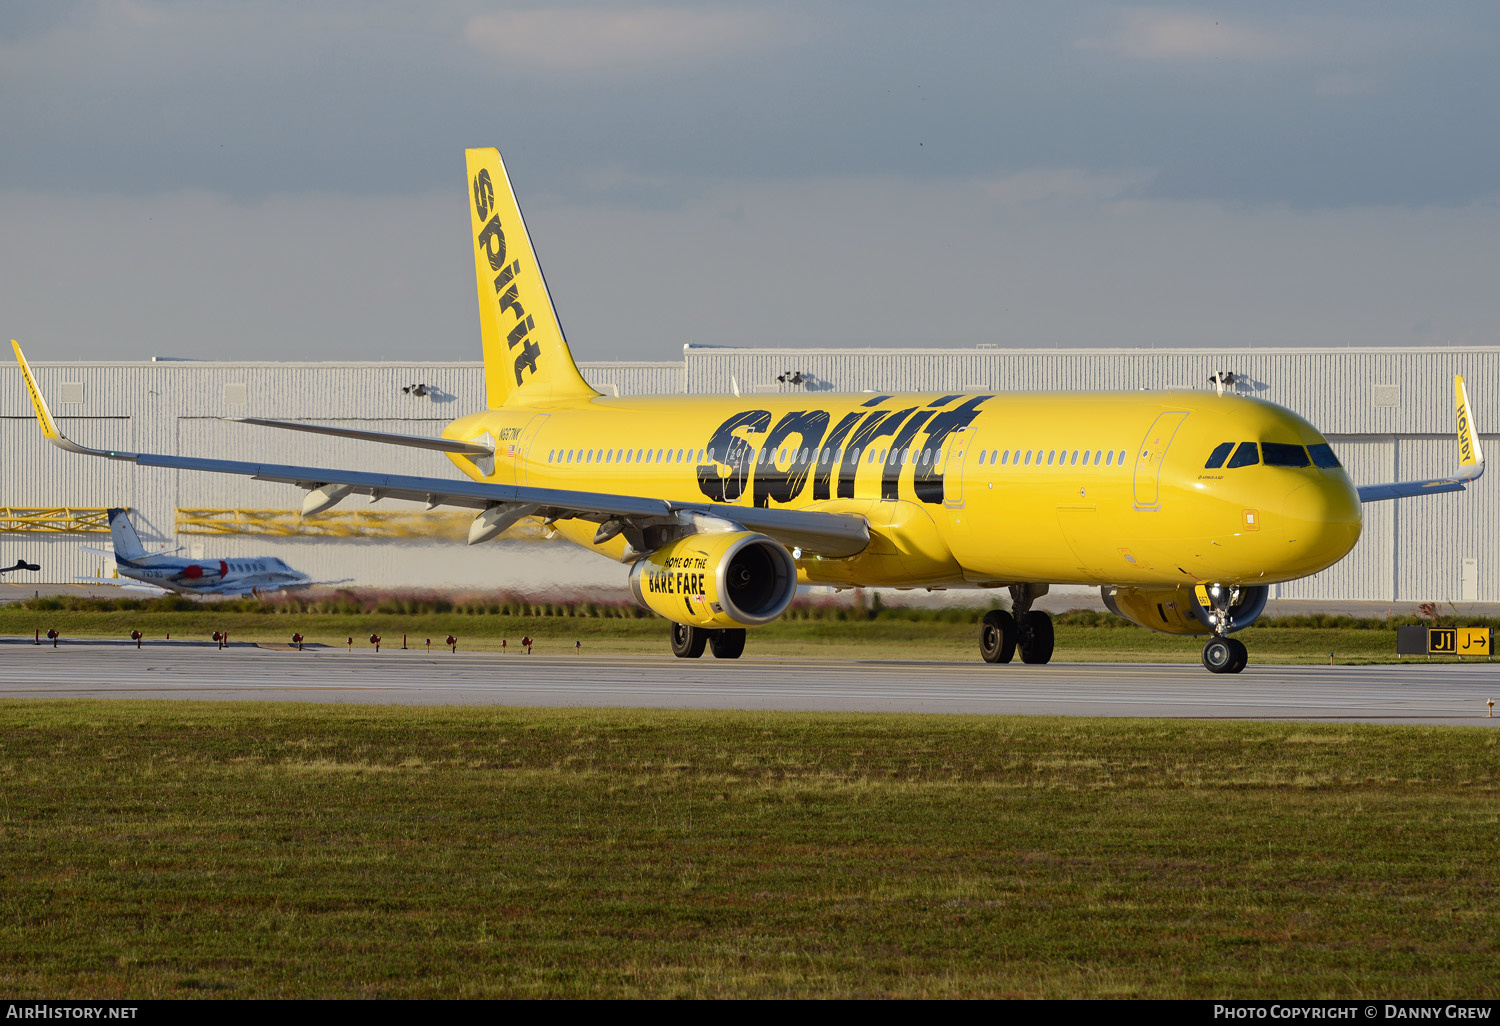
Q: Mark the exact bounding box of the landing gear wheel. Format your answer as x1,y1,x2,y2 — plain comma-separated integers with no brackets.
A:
709,628,746,660
1018,611,1055,665
980,610,1017,664
670,623,707,659
1202,637,1236,673
1225,637,1248,674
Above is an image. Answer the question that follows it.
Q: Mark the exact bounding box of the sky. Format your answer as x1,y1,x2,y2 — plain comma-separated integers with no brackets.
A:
3,1,1499,363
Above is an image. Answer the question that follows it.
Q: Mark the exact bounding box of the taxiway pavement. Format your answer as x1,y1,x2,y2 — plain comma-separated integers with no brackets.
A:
1,642,1498,724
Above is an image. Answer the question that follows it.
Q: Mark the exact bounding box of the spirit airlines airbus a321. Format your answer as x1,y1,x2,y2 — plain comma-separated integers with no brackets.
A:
12,148,1487,673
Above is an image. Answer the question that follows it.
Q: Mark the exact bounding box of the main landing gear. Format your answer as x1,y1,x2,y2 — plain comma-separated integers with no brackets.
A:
979,584,1054,665
670,623,746,660
1200,584,1249,674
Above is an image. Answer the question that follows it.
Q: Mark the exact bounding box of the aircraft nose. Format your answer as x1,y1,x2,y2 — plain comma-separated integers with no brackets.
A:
1280,475,1362,575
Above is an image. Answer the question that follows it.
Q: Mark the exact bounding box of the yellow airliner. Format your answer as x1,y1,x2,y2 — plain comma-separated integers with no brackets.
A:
12,148,1487,672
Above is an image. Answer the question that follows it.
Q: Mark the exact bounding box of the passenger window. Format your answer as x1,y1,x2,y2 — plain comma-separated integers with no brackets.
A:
1047,450,1056,466
922,449,931,465
1105,451,1113,466
1081,450,1090,466
978,450,988,466
1262,442,1311,468
1308,443,1342,469
1226,442,1260,469
708,447,716,462
1000,450,1009,466
1118,449,1127,465
1204,442,1233,469
1094,450,1103,465
1071,450,1079,465
548,449,555,463
1024,450,1032,465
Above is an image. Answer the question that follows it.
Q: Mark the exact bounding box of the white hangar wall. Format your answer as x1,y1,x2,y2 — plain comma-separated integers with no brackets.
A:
0,348,1494,603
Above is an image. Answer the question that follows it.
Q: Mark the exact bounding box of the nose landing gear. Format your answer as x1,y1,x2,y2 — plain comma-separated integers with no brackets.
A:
1201,636,1248,674
1200,584,1250,674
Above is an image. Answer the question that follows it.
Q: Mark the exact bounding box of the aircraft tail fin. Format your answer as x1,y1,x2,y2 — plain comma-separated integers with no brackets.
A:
107,508,147,561
466,148,598,408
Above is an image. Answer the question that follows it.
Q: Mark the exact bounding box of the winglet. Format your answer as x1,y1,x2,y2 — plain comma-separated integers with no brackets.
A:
11,340,134,458
1456,374,1484,474
12,340,64,443
1357,373,1485,502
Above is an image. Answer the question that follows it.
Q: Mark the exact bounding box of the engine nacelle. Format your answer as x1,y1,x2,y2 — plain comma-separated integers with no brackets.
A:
1101,584,1268,636
629,531,797,629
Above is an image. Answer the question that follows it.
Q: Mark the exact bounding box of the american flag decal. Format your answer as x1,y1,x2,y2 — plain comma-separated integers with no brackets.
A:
507,444,516,457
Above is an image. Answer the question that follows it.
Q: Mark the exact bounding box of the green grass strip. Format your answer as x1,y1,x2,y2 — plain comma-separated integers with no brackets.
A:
2,603,1491,663
2,701,1498,997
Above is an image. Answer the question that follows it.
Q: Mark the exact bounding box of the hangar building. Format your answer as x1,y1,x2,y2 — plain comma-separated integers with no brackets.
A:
1,345,1494,604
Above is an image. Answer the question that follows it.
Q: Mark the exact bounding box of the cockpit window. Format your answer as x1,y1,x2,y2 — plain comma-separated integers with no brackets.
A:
1307,443,1342,469
1204,442,1233,469
1262,442,1311,468
1226,442,1260,469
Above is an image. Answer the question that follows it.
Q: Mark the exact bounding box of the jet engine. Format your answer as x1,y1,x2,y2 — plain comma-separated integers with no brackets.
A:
628,531,797,629
1101,584,1268,636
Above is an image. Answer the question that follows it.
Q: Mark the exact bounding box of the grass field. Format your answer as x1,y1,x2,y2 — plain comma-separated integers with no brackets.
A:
1,598,1490,663
2,702,1499,998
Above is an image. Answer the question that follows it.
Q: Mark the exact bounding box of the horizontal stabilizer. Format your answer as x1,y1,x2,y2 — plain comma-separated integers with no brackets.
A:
226,417,493,457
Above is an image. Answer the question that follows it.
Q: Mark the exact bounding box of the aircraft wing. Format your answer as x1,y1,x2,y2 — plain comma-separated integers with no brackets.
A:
1357,375,1485,502
14,342,870,558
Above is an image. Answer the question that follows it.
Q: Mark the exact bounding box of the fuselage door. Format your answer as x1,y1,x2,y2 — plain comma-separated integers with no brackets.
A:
1133,411,1189,511
514,413,551,486
943,427,977,509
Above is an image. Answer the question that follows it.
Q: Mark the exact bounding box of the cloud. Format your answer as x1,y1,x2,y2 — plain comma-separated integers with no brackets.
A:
10,176,1500,366
978,168,1151,208
463,5,775,72
1077,9,1294,61
1315,70,1377,97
